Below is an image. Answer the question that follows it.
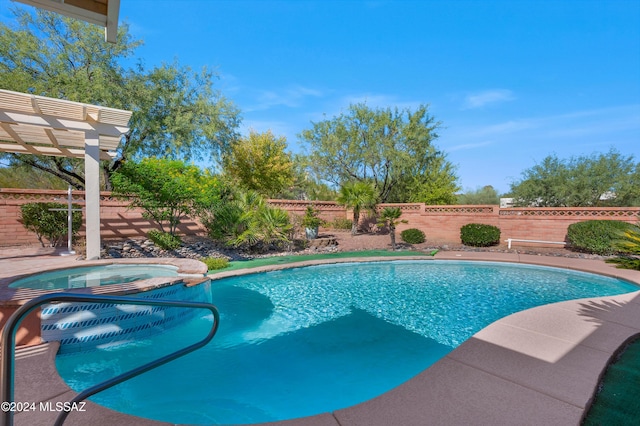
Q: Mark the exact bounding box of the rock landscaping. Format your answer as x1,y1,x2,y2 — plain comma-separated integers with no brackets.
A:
102,236,247,261
100,231,607,261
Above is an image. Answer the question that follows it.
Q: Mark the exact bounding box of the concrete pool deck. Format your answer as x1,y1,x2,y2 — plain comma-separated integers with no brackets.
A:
2,249,639,425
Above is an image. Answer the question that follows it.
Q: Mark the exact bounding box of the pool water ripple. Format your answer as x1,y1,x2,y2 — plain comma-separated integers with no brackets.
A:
55,260,638,424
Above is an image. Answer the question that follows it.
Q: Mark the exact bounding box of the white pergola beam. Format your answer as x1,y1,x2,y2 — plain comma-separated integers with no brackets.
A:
0,89,130,259
0,142,115,160
13,0,121,43
105,0,121,43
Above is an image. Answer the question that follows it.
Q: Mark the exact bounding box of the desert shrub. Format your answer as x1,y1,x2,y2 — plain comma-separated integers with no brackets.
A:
401,228,426,244
613,223,640,256
606,256,640,271
201,257,229,270
566,220,633,255
331,217,353,230
199,190,292,251
20,202,82,247
603,222,640,270
460,223,501,247
112,158,220,236
148,229,182,250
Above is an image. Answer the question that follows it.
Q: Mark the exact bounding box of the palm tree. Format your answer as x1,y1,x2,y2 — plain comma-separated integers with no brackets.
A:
200,189,292,251
377,207,407,250
336,181,377,235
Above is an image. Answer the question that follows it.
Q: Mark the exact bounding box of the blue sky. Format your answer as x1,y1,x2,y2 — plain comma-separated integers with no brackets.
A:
2,0,639,194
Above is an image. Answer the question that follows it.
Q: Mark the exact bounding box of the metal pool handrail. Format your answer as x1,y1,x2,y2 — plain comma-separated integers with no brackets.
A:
0,293,220,426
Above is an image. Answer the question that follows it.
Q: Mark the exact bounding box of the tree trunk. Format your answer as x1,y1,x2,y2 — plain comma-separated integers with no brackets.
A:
390,224,396,250
351,209,360,235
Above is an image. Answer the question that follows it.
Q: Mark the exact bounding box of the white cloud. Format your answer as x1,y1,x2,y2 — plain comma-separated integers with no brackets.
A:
469,119,535,137
217,72,242,94
448,140,494,152
247,85,324,111
445,104,640,159
298,93,423,128
241,120,294,137
462,89,515,109
340,93,421,111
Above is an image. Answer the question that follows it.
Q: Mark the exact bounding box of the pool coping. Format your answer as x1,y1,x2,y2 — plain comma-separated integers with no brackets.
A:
8,252,640,426
0,258,208,308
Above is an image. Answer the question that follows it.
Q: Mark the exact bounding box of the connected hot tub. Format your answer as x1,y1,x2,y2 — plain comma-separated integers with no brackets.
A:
1,258,210,351
8,264,181,290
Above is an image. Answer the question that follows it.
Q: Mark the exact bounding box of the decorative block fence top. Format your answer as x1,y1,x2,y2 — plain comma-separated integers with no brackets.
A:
1,188,639,248
498,208,640,217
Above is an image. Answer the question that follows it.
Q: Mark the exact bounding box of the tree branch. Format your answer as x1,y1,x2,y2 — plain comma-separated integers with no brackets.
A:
10,154,84,189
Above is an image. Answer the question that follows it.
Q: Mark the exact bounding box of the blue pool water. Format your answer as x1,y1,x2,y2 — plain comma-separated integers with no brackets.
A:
9,264,179,289
55,261,638,424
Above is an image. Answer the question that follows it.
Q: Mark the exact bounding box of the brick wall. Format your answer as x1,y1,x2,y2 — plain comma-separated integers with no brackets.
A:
268,199,347,224
1,189,639,248
0,188,203,246
385,204,640,246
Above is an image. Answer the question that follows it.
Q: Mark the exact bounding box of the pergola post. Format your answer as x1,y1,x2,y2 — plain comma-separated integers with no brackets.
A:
0,90,131,260
84,131,101,260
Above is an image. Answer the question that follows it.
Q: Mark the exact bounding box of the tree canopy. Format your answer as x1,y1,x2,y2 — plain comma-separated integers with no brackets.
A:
509,149,640,207
279,155,338,201
457,185,500,205
0,162,68,189
222,130,294,198
0,7,240,189
299,103,458,203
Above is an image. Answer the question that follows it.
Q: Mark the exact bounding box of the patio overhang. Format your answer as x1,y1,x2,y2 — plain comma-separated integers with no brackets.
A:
0,89,132,259
13,0,122,43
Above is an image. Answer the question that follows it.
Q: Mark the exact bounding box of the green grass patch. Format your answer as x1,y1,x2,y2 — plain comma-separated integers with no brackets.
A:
583,337,640,425
208,249,435,274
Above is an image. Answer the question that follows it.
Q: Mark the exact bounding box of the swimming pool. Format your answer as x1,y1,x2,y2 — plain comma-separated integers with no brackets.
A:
9,264,180,290
55,260,638,424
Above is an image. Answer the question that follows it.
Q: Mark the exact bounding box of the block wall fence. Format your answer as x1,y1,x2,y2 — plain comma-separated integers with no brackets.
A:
1,188,639,248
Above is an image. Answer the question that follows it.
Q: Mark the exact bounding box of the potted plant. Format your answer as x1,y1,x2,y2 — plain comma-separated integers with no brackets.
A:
302,205,322,240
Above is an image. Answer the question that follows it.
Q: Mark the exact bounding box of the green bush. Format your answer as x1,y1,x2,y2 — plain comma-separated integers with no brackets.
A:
148,229,182,250
567,220,633,255
606,256,640,271
20,202,82,247
199,190,292,251
111,158,220,236
331,218,353,230
401,228,426,244
202,257,229,270
460,223,501,247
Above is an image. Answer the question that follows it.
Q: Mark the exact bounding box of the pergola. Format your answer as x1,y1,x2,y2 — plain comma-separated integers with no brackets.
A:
0,89,132,259
14,0,122,43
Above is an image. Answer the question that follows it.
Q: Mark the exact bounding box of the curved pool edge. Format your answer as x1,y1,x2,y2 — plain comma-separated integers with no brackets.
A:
11,252,640,426
12,342,172,426
207,251,640,285
331,290,640,426
0,257,208,308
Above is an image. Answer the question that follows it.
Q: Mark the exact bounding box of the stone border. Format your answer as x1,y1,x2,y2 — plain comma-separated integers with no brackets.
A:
0,258,208,307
